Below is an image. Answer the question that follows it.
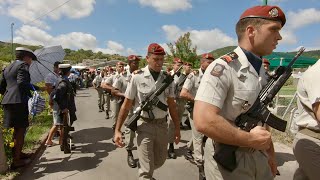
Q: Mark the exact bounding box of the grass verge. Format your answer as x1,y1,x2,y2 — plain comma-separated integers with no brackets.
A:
23,114,52,151
0,113,52,179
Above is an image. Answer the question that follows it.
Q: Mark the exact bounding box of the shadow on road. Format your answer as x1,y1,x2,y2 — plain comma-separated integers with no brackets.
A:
17,127,116,180
276,152,296,167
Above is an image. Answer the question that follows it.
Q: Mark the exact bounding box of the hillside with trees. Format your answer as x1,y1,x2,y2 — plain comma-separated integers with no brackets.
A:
0,41,126,65
1,40,319,69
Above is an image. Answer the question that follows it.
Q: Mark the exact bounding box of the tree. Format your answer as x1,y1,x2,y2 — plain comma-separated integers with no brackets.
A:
167,32,199,68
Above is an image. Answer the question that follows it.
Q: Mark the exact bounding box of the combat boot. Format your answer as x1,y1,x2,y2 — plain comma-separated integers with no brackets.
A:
198,165,206,180
127,150,137,168
105,110,110,119
168,143,177,159
184,149,195,163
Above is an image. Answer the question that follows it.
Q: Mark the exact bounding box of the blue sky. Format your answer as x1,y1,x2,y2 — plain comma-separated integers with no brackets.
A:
0,0,319,56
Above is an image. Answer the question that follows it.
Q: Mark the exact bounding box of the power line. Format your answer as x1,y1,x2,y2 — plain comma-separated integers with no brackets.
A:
24,0,73,26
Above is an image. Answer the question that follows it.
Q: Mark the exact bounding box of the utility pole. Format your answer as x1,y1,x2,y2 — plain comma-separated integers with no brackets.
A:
263,0,268,5
11,22,14,62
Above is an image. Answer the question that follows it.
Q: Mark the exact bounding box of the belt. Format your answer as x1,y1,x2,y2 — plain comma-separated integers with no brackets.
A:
299,128,320,140
140,117,166,123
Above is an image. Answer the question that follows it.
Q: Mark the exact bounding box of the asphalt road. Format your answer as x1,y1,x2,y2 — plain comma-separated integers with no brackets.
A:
17,88,298,180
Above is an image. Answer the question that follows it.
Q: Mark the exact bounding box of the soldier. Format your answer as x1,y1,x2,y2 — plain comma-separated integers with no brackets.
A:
262,58,270,71
291,60,320,180
101,66,113,119
114,43,180,179
93,70,105,112
167,57,184,159
193,5,286,180
103,62,124,130
112,55,140,168
180,53,214,179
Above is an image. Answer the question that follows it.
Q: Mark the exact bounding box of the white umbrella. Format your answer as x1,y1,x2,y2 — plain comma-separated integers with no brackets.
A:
29,45,66,84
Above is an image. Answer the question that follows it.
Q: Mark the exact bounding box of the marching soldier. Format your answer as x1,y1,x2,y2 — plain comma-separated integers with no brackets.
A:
101,66,114,119
167,57,183,159
193,5,286,180
180,53,214,180
93,70,105,112
291,60,320,180
114,43,180,179
102,62,124,130
112,55,140,168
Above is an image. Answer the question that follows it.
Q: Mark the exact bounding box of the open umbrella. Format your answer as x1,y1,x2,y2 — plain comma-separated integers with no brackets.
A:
29,45,66,84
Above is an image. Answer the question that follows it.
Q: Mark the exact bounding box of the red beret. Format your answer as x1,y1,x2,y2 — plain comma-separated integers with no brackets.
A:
173,57,183,64
117,61,125,66
128,55,140,61
148,43,165,55
184,62,192,66
201,53,215,60
240,5,286,26
262,58,270,65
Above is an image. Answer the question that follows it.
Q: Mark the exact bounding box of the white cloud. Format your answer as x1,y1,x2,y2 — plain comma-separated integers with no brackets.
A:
287,8,320,29
138,0,192,14
162,25,237,54
126,48,137,55
14,25,137,56
3,0,95,29
55,32,97,50
95,41,137,56
279,29,297,45
14,25,97,50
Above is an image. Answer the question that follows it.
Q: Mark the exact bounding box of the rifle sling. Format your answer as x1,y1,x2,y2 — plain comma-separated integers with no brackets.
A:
152,96,168,111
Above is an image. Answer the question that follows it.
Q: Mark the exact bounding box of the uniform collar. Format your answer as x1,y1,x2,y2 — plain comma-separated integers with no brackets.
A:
235,46,259,77
143,65,163,79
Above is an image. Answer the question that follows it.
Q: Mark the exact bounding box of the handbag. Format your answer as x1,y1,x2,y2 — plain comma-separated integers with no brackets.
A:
28,85,46,116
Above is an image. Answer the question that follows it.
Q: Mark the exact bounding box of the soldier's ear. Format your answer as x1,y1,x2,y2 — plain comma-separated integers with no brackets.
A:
247,25,255,38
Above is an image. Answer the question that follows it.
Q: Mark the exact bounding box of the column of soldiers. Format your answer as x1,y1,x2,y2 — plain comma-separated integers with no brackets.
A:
91,4,318,180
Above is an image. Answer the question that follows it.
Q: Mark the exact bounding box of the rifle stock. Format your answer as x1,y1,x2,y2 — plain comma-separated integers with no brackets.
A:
213,47,305,172
125,108,142,131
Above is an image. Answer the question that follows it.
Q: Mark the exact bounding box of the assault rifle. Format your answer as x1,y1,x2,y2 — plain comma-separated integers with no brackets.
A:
125,66,183,131
174,73,188,96
60,112,74,154
213,47,306,172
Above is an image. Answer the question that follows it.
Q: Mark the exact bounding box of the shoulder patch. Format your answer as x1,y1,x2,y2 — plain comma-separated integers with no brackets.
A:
187,73,193,79
220,52,238,63
210,63,225,77
133,69,143,74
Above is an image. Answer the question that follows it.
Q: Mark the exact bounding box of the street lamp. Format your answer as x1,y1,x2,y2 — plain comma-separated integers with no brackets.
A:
11,22,14,61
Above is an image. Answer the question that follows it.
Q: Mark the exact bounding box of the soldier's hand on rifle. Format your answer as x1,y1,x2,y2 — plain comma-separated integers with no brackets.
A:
248,126,271,150
114,130,125,148
62,108,69,114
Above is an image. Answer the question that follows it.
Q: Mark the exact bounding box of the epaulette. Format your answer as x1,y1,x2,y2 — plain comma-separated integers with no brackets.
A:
187,73,194,79
220,52,238,63
193,69,199,75
133,69,143,74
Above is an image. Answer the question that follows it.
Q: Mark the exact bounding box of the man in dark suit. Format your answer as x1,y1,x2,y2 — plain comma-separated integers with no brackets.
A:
0,47,43,168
